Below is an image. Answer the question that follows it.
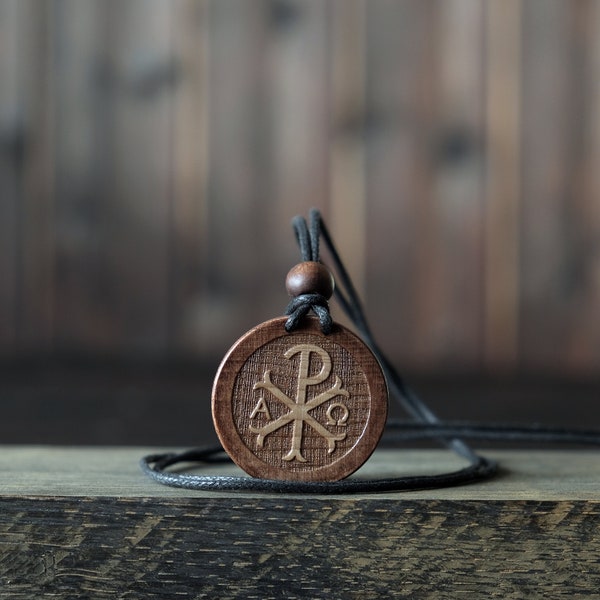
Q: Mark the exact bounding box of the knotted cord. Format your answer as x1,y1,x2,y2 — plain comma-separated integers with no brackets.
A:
284,213,333,334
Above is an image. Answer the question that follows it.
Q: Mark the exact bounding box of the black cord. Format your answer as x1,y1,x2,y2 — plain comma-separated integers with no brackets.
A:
316,209,479,463
284,213,333,333
141,209,600,494
140,443,496,494
382,420,600,445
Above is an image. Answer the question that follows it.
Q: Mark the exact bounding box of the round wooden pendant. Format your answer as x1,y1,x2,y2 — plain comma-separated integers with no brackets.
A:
212,316,388,482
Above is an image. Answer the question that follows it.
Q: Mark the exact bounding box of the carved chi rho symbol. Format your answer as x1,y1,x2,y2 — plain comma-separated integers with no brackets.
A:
249,344,350,463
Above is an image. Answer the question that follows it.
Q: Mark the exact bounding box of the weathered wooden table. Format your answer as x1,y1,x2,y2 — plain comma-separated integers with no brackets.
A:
1,447,598,599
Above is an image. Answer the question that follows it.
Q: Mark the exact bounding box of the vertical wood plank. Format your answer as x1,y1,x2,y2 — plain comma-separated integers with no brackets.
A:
169,0,212,355
519,1,582,370
204,0,272,343
52,0,113,350
0,0,21,350
566,0,600,370
267,0,332,280
330,0,368,304
103,0,174,354
365,0,486,369
483,0,522,369
419,0,486,368
365,0,438,368
16,0,56,351
54,0,175,354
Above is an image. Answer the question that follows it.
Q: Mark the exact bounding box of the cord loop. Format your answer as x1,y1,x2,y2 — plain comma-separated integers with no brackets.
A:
284,293,333,334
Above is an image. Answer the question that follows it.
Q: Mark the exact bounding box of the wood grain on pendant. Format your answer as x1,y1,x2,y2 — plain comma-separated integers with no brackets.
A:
212,316,388,482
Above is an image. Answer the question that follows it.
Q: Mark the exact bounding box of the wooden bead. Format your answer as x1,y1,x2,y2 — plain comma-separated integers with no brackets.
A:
285,261,335,299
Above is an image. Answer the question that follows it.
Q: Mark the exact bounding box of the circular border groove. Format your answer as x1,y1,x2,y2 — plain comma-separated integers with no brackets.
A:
212,316,388,482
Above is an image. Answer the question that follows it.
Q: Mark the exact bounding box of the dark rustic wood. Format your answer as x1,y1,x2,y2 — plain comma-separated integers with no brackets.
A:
1,361,598,447
0,447,599,599
212,316,388,481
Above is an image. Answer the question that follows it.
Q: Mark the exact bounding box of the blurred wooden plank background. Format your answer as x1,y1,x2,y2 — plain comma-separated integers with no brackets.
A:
1,0,600,376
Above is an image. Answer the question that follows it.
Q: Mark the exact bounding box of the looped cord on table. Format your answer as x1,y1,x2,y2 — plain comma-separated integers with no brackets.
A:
141,209,600,494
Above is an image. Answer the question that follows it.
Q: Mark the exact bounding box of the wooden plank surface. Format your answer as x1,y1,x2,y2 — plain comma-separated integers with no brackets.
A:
1,495,598,599
0,447,597,501
0,447,599,599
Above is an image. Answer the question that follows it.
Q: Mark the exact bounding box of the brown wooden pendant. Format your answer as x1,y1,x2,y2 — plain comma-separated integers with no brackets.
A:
212,316,388,482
